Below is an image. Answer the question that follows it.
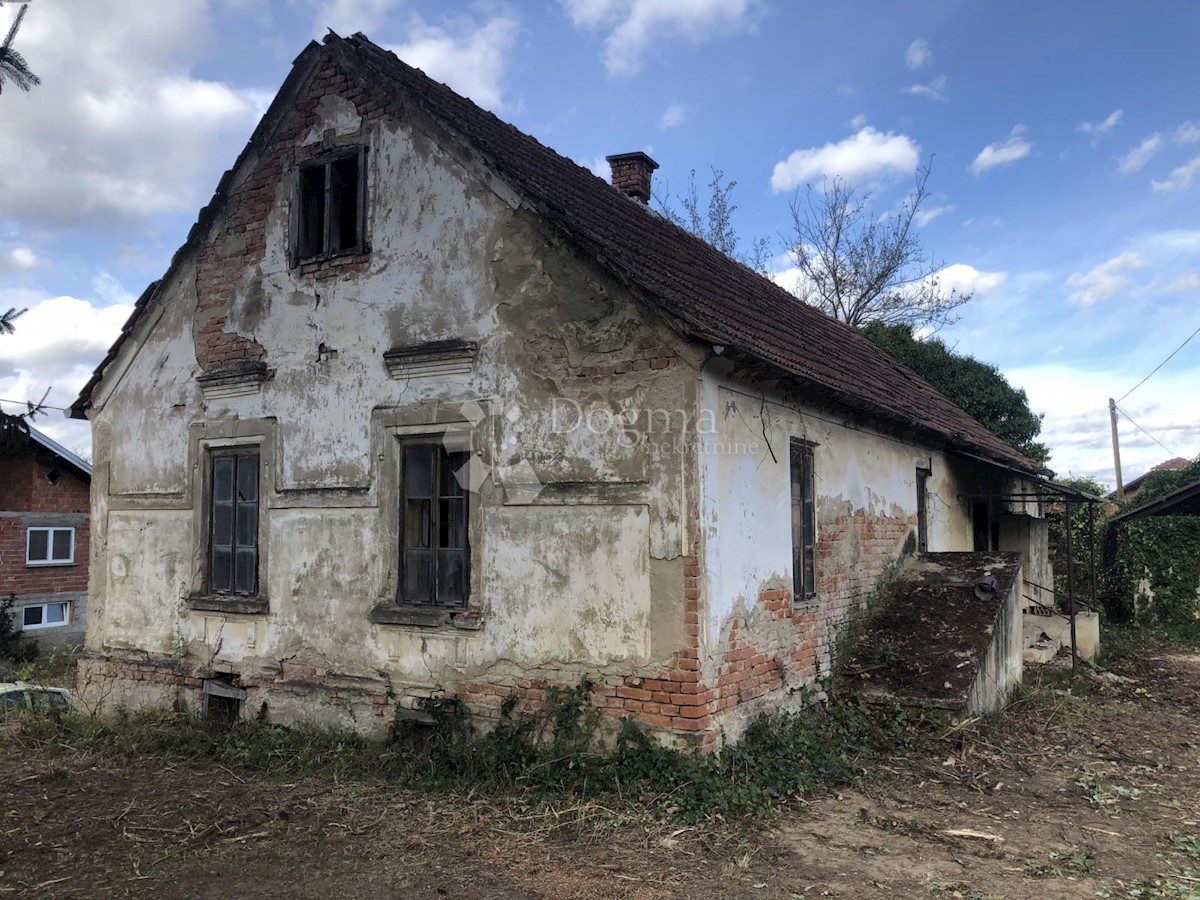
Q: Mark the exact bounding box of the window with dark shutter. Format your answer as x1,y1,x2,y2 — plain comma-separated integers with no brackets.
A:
790,439,817,605
294,148,365,264
209,452,259,595
916,466,931,552
399,444,469,607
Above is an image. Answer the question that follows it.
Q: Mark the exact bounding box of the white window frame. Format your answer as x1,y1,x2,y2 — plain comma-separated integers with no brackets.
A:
21,601,70,631
25,526,76,566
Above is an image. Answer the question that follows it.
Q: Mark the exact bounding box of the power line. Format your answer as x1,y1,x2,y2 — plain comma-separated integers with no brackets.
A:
1114,405,1178,458
0,397,68,411
1116,320,1200,404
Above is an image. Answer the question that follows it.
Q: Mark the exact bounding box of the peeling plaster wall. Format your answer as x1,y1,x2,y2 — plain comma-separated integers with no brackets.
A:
697,365,993,738
81,65,705,735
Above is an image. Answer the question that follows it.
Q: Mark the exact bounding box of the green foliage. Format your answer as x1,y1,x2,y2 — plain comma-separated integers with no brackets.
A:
1122,457,1200,511
14,679,937,822
1103,517,1200,625
1046,477,1107,607
859,321,1048,465
0,594,38,666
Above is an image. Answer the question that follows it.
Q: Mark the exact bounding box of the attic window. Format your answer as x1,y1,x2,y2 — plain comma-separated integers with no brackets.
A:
294,148,365,264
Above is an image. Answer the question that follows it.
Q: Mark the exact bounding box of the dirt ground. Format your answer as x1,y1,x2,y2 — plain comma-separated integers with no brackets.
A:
3,648,1198,899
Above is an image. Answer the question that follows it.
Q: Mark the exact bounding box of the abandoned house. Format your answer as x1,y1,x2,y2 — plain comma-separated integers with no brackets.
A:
1,418,92,647
71,33,1068,747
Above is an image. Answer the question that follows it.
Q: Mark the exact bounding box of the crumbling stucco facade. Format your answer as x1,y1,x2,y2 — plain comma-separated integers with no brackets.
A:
74,36,1052,748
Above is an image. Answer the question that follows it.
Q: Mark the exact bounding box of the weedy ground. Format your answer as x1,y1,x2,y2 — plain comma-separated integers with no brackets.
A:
1,628,1197,899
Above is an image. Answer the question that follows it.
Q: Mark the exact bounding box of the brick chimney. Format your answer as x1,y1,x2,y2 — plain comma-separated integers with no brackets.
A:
606,151,659,204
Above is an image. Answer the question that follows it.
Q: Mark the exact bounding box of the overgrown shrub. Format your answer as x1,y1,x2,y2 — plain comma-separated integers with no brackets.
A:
0,594,38,668
11,679,940,821
1102,517,1200,625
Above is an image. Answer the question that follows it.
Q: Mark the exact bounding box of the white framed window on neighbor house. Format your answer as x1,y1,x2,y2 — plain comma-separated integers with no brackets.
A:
22,602,69,630
25,526,75,566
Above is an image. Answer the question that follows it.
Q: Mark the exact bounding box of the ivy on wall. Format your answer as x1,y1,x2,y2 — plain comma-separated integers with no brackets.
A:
1103,517,1200,625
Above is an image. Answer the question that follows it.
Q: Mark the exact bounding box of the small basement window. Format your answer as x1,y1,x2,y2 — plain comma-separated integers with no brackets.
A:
26,526,75,565
22,602,69,630
295,149,365,263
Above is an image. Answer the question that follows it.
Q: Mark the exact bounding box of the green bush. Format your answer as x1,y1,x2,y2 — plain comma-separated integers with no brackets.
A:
12,680,939,822
0,594,39,666
1103,517,1200,625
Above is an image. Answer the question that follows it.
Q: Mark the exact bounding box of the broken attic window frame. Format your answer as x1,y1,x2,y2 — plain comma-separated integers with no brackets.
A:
293,146,367,265
207,448,260,597
790,438,817,607
397,441,471,609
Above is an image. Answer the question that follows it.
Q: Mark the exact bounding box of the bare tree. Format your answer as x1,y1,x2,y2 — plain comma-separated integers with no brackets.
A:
654,168,772,276
0,2,39,96
785,161,969,331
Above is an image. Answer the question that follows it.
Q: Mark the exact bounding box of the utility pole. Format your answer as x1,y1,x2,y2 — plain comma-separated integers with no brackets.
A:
1109,398,1123,495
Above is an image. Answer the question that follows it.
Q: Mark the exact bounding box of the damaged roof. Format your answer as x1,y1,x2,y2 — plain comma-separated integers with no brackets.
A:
71,32,1046,478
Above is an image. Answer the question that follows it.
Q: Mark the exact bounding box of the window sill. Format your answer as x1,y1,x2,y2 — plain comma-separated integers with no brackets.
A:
187,595,269,616
25,560,75,568
792,598,820,616
368,603,482,631
296,249,370,274
21,622,68,631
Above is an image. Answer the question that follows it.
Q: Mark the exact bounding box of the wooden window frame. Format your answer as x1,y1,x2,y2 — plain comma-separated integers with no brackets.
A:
206,448,261,597
790,438,817,607
290,146,368,266
916,465,932,553
396,441,471,609
25,526,75,566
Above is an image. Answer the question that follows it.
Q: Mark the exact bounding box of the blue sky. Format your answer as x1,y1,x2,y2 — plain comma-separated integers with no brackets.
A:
2,0,1199,486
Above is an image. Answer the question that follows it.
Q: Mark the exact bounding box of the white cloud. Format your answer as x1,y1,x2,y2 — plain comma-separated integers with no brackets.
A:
769,265,805,298
1173,121,1200,145
1065,251,1148,306
1006,361,1200,486
969,126,1032,176
0,247,37,273
0,1,270,230
659,102,688,129
92,271,137,306
914,204,955,227
1165,272,1200,293
849,113,867,129
903,73,947,103
561,0,761,76
905,38,931,70
387,13,519,111
1117,135,1163,174
933,263,1006,297
770,259,1004,307
0,291,135,452
1152,154,1200,193
1077,108,1123,140
770,127,921,192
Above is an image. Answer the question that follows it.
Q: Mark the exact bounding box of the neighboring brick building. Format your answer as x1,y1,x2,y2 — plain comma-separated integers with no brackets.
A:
69,33,1058,748
0,418,91,647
